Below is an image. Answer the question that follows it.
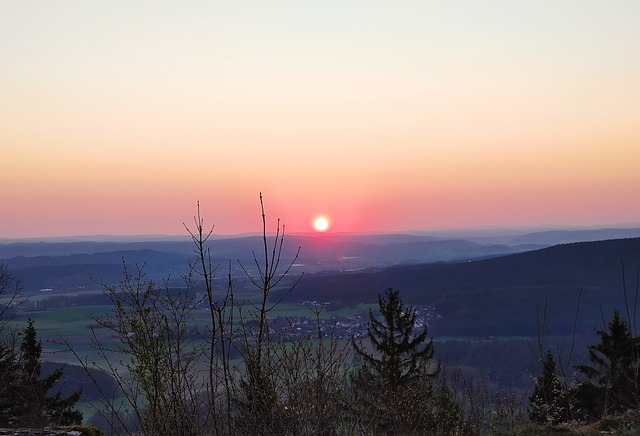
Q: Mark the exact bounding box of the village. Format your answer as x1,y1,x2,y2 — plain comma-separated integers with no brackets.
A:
268,303,436,341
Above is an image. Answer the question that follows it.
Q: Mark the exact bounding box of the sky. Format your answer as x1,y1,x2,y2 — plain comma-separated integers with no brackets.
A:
1,1,640,238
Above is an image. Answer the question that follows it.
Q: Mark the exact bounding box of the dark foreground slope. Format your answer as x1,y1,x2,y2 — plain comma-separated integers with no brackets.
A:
284,238,640,337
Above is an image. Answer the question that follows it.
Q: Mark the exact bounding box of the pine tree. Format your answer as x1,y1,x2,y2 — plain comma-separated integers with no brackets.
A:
12,319,83,427
351,289,441,434
528,351,572,425
574,310,640,419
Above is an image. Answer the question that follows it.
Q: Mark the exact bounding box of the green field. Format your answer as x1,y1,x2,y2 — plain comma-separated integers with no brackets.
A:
6,288,555,400
9,296,373,362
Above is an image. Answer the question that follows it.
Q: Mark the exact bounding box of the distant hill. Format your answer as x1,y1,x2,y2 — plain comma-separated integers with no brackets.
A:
468,227,640,246
281,238,640,338
3,250,192,292
0,240,195,257
0,234,537,292
288,235,537,267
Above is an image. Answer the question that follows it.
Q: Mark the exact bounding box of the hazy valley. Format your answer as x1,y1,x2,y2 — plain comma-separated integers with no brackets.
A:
3,228,640,377
3,227,640,433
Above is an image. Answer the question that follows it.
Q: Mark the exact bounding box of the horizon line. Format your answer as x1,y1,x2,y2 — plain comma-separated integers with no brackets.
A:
2,222,640,243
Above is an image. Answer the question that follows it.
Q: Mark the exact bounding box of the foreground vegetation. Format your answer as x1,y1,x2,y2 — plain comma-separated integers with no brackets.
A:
2,200,640,435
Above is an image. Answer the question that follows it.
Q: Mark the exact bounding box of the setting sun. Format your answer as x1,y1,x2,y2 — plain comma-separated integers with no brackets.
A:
313,216,330,232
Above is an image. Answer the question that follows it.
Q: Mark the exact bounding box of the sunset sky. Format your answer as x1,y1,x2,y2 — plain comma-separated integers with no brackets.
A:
2,1,640,238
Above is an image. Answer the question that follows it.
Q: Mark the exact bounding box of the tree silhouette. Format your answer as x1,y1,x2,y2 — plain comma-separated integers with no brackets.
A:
0,339,20,426
10,319,83,427
575,310,640,419
0,263,24,326
529,351,572,424
351,288,440,433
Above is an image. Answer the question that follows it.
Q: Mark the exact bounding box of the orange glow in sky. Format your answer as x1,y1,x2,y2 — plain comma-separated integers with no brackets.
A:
1,2,640,238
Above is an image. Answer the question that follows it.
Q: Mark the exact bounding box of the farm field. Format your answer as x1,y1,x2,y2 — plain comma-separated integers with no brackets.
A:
10,292,558,394
10,291,378,366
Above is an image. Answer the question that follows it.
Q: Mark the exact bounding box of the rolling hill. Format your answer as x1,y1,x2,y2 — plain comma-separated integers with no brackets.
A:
0,234,536,292
282,237,640,337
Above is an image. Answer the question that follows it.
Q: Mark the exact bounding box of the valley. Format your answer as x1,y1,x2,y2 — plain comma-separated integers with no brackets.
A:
3,228,640,395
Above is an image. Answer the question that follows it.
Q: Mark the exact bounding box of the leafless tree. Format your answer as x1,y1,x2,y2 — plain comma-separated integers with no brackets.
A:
62,263,208,436
0,263,25,326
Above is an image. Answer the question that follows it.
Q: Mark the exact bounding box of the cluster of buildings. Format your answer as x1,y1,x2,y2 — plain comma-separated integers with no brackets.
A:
268,303,435,341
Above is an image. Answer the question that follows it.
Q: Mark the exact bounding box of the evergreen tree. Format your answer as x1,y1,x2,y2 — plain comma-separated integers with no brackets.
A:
11,319,83,427
528,351,572,425
351,289,441,434
574,310,640,419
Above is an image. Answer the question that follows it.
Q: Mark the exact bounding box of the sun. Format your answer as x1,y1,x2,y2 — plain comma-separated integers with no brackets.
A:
313,216,330,232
